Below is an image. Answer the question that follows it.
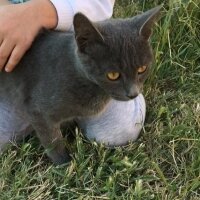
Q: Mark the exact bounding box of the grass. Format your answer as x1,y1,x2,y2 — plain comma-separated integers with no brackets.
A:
0,0,200,199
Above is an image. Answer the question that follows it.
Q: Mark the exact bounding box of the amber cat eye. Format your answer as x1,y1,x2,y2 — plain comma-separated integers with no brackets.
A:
138,65,147,74
107,72,120,81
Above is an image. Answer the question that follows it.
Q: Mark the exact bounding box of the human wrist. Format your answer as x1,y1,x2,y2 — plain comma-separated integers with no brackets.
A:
0,0,11,5
26,0,58,30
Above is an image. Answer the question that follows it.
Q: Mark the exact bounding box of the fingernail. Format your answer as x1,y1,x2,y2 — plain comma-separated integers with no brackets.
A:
5,67,10,72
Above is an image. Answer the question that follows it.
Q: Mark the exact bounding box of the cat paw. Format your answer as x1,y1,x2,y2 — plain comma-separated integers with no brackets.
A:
51,153,71,165
46,148,71,165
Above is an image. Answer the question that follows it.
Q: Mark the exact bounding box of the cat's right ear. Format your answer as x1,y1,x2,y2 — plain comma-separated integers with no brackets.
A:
73,13,104,53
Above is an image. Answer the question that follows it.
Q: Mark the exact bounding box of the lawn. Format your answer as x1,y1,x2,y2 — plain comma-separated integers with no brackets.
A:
0,0,200,199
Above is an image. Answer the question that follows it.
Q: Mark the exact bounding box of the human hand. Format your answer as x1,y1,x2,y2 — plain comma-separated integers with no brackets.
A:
0,0,57,72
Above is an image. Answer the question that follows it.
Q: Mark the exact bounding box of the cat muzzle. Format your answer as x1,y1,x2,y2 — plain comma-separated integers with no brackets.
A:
125,85,140,100
126,94,138,99
111,94,137,101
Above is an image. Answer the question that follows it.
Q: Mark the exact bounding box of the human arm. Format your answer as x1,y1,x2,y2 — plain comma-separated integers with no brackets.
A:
0,0,57,72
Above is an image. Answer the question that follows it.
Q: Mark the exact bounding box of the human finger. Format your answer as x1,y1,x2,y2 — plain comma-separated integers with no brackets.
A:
0,39,15,71
5,44,27,72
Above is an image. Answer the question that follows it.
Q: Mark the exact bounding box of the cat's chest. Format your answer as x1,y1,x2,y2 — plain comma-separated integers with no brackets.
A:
45,76,110,121
68,81,110,116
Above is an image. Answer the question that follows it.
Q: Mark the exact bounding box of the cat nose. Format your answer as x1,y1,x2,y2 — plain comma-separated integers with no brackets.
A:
126,85,139,99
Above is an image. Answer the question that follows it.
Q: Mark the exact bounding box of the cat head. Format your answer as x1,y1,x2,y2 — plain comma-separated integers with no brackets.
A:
73,6,161,101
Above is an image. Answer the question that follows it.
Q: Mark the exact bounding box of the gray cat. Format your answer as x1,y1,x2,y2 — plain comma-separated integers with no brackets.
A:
0,6,161,164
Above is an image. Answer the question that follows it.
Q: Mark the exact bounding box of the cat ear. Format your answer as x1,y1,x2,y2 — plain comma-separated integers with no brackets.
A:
73,13,104,52
138,5,162,40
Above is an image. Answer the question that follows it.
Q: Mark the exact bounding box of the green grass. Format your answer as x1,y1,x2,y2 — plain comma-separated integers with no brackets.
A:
1,0,200,199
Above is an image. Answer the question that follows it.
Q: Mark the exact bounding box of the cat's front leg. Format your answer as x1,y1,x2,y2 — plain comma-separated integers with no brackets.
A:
29,115,70,165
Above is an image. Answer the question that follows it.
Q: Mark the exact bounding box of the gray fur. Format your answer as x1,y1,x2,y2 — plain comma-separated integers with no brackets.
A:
0,6,161,164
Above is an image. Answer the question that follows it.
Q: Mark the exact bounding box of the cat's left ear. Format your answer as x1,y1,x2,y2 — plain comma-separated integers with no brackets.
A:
138,5,162,40
73,13,104,52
